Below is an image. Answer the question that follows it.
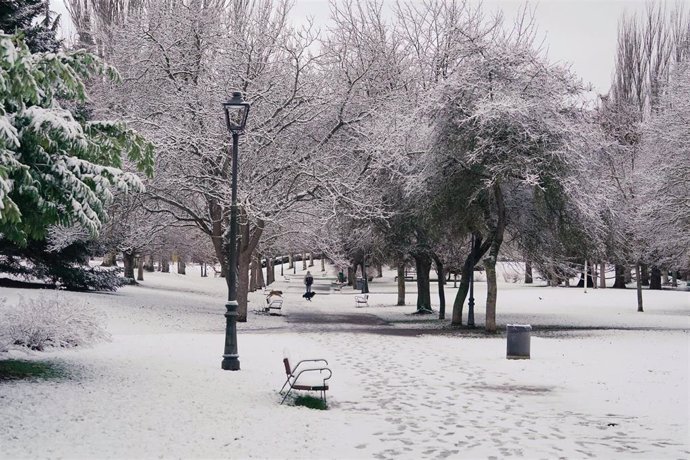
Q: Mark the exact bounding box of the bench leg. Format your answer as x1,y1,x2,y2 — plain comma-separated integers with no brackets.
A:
281,386,293,405
279,378,291,394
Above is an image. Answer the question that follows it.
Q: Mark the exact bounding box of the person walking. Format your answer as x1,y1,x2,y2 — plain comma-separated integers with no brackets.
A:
304,271,314,299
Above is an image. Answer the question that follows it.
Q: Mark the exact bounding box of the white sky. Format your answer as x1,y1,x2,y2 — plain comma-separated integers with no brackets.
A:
52,0,651,95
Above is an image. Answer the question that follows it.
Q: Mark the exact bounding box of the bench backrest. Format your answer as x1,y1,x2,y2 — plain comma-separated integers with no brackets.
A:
283,357,292,376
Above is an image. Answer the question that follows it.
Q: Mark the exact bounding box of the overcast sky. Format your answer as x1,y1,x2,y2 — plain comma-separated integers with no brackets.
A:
53,0,651,95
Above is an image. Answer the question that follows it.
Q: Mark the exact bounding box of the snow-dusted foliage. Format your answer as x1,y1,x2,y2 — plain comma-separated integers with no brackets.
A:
416,13,602,328
638,61,690,266
0,0,61,53
0,294,110,351
0,33,153,245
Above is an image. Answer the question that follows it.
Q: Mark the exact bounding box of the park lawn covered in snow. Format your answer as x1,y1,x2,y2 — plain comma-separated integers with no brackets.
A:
0,262,688,459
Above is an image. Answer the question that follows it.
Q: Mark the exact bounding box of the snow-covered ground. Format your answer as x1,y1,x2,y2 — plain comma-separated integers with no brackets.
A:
0,262,688,459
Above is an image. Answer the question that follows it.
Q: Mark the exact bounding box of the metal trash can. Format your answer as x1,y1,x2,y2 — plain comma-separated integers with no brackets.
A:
506,324,531,359
355,278,364,290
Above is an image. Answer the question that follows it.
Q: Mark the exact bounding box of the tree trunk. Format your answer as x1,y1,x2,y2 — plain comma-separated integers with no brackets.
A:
321,256,325,272
280,256,284,277
434,256,445,320
177,259,186,275
161,257,170,273
414,253,432,312
641,264,649,286
396,261,405,306
599,262,606,288
452,234,487,326
524,259,533,284
235,218,264,322
347,265,355,287
671,270,678,287
208,198,227,278
249,258,258,292
288,254,294,269
237,251,251,321
256,254,268,289
137,256,144,281
123,251,135,280
635,264,644,312
483,183,506,333
144,256,154,272
649,266,662,290
624,266,632,284
308,252,314,267
201,263,207,277
661,269,669,285
266,257,275,285
377,264,383,278
613,264,627,288
484,255,498,333
302,252,307,270
102,250,117,267
361,261,369,294
576,265,594,287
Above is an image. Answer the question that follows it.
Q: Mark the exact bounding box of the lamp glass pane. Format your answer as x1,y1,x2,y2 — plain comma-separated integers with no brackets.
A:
225,106,247,131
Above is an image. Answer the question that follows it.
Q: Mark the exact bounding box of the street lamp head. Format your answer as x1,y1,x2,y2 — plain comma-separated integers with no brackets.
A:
223,91,250,133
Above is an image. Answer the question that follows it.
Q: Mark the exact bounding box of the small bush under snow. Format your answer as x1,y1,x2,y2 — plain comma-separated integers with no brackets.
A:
0,295,110,351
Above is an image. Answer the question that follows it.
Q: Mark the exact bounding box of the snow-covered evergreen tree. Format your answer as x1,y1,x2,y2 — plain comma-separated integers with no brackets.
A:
0,33,153,246
0,0,61,53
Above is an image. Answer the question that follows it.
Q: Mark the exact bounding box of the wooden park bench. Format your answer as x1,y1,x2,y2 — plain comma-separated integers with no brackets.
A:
255,295,283,315
354,293,369,307
331,281,345,291
280,353,332,404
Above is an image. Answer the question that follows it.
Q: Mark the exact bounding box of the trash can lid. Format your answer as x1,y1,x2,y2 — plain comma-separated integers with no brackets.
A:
506,324,532,330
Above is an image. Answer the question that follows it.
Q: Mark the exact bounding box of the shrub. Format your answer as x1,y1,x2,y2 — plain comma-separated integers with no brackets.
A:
0,295,110,351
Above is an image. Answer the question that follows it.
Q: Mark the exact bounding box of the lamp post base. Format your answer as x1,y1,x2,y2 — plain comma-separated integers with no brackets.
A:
222,300,240,371
221,355,240,371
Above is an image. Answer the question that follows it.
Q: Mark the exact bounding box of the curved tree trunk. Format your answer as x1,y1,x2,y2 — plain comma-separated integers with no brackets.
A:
452,234,487,326
484,183,506,333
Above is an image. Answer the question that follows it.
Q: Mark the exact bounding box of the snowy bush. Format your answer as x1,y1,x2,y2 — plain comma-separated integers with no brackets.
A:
0,295,110,351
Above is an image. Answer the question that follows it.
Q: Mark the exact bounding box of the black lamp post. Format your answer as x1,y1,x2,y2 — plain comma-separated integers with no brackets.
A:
221,91,250,371
467,233,476,328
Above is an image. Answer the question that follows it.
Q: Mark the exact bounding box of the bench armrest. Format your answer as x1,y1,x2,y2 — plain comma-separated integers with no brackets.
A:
293,358,328,372
293,366,332,384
